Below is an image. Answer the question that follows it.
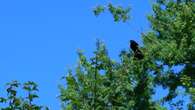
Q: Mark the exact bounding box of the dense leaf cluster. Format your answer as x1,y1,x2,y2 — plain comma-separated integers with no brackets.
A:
59,40,162,110
0,0,194,110
144,0,194,109
60,0,195,110
0,81,48,110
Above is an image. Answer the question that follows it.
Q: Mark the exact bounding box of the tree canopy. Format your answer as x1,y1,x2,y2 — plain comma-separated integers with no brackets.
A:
0,0,194,110
59,0,195,110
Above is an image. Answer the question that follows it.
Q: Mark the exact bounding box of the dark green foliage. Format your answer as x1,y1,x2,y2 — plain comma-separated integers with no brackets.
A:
0,0,194,110
0,80,49,110
144,0,195,109
93,3,130,22
93,5,105,16
61,0,195,110
59,40,164,110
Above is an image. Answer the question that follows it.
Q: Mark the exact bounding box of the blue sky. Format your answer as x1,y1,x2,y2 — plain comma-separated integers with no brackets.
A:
0,0,157,109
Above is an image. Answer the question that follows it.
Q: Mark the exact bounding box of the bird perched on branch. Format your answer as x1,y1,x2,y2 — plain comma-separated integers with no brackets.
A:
130,40,144,60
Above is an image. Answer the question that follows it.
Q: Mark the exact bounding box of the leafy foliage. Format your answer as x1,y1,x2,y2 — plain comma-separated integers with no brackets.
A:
61,0,195,110
93,3,130,22
0,80,48,110
0,0,194,110
59,40,164,110
143,0,195,109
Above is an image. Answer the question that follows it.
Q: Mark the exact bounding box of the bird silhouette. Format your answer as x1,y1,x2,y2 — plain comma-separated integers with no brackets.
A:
130,40,144,60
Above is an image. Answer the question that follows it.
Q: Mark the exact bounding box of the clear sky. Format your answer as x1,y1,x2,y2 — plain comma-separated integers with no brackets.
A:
0,0,157,109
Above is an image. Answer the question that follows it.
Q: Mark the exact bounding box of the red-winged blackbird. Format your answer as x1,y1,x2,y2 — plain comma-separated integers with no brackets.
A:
130,40,144,60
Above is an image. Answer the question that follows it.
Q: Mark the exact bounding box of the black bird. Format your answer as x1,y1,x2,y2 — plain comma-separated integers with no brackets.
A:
130,40,144,60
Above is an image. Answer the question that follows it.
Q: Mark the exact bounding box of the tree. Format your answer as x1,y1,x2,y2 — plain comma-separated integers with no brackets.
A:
59,0,194,110
144,0,195,109
59,40,163,110
1,0,193,110
0,80,49,110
